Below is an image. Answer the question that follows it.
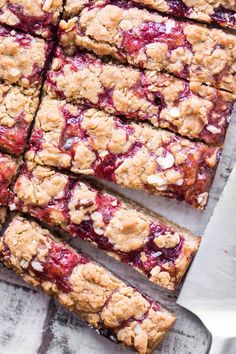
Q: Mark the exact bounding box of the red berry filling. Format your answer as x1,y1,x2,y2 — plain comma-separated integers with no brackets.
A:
33,242,89,293
0,112,30,155
167,0,190,17
212,6,236,26
121,21,190,56
7,3,54,36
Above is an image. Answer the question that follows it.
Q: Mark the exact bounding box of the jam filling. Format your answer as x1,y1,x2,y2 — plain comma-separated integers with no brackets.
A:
211,6,236,26
15,32,32,48
0,112,29,155
32,242,89,293
7,3,54,35
121,21,190,55
167,0,190,17
95,193,120,224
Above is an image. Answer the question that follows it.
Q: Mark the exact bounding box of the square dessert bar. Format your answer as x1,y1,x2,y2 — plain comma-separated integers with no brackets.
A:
0,216,176,354
27,97,220,208
10,162,200,290
132,0,236,30
0,0,63,39
59,0,236,93
0,25,51,88
0,84,40,155
0,152,18,206
46,47,235,145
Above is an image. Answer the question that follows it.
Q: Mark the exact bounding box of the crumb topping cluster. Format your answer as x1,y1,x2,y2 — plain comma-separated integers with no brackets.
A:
0,0,63,38
0,25,50,87
0,216,176,354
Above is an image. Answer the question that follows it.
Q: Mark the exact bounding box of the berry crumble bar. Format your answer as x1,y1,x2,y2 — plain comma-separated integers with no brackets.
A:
0,84,40,155
26,97,221,208
46,47,235,145
0,152,18,206
132,0,236,30
0,25,51,88
0,216,176,354
0,0,63,38
59,0,236,93
9,162,200,290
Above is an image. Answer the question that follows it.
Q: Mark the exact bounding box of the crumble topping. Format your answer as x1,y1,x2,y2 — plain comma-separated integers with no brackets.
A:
0,26,50,87
0,0,63,38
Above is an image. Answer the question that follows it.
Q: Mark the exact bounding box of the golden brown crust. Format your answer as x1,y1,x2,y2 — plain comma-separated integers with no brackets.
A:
0,26,50,87
46,48,235,145
0,84,39,155
0,216,176,354
26,96,220,209
59,1,236,93
10,161,200,290
0,0,63,38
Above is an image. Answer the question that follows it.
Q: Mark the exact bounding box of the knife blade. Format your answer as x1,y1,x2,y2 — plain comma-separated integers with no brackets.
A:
177,163,236,354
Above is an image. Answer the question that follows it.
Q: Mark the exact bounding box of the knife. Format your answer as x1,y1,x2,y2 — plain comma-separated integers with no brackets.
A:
177,163,236,354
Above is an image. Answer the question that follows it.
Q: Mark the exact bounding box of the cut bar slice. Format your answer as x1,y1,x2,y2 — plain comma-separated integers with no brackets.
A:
133,0,236,30
27,96,220,208
46,47,235,145
0,0,63,38
0,152,18,205
59,0,236,93
0,84,40,155
0,216,176,354
10,162,200,290
0,25,51,87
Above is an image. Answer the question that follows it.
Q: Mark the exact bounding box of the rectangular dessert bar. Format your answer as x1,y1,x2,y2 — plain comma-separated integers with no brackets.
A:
0,216,176,354
10,162,200,290
0,0,63,39
27,96,220,208
59,0,236,93
0,84,40,155
46,47,235,145
0,152,18,206
0,25,51,88
132,0,236,30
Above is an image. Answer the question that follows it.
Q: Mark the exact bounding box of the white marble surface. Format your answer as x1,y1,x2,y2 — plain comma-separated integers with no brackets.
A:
0,112,235,354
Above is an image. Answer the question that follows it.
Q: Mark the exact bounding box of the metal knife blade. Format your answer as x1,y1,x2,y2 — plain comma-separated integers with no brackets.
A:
177,164,236,354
